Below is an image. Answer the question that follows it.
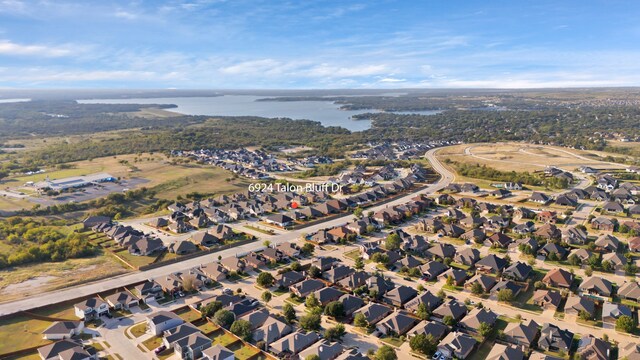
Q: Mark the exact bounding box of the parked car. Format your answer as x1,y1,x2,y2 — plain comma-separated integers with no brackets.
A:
433,351,442,359
154,345,166,354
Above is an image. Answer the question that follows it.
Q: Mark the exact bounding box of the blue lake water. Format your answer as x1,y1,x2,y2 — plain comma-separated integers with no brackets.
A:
79,95,441,132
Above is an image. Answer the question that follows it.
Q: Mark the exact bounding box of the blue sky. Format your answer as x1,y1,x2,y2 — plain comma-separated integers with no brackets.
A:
0,0,639,88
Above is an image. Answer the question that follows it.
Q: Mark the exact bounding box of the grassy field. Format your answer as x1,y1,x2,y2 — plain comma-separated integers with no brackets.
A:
3,152,251,201
174,307,201,323
437,142,626,173
0,196,33,211
30,302,78,320
0,255,128,303
0,314,53,355
114,250,158,269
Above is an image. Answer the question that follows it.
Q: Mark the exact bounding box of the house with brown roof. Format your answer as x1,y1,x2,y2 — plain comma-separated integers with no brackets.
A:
503,319,539,348
532,290,562,309
542,268,573,288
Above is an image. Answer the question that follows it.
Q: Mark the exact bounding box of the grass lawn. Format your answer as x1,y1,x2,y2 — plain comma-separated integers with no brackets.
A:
211,332,239,347
92,342,105,351
174,308,201,323
0,256,128,303
141,336,163,351
344,249,361,261
272,287,289,297
285,297,304,306
30,302,77,320
0,315,53,354
3,351,42,360
195,320,218,334
114,250,157,269
129,322,147,338
380,336,404,347
234,345,261,360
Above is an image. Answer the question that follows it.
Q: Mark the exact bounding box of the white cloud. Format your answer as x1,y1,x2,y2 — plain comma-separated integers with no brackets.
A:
114,10,138,20
0,39,75,57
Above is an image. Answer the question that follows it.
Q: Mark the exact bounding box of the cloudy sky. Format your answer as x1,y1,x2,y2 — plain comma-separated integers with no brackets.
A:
0,0,639,88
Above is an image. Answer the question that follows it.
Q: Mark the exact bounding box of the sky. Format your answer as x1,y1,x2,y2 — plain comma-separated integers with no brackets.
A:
0,0,639,89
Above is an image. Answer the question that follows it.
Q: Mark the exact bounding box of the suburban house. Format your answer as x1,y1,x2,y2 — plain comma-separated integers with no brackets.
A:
542,268,573,288
269,331,319,357
503,319,540,348
74,297,110,320
42,321,85,340
105,291,140,310
486,344,525,360
576,335,611,360
173,332,212,360
437,331,477,360
382,285,418,308
290,279,325,298
531,290,562,309
353,303,394,325
376,310,419,336
147,311,185,336
538,323,573,353
201,345,235,360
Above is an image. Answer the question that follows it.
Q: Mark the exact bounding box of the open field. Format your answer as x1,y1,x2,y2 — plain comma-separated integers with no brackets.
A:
0,196,33,211
437,142,627,173
0,314,52,355
0,255,128,303
1,152,251,209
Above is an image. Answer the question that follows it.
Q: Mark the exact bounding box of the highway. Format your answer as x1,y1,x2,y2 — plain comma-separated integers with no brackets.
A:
0,147,454,316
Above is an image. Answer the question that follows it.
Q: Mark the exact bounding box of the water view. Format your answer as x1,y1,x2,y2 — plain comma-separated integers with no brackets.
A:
79,95,441,131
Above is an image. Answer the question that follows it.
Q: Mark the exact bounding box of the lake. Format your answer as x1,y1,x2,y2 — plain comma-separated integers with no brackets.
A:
79,95,441,131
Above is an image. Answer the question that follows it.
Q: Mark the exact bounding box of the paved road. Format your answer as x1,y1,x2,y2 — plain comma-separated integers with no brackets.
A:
0,148,454,316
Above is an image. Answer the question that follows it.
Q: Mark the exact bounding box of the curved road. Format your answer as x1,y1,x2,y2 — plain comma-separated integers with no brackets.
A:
0,148,454,316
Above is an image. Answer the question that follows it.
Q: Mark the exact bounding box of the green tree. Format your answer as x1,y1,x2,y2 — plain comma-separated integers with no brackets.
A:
306,293,320,308
601,260,612,272
446,275,455,286
497,289,514,302
471,282,484,295
385,233,401,251
257,272,275,288
568,254,581,266
409,333,437,356
308,265,321,278
354,312,368,328
261,290,272,304
443,315,455,326
213,309,235,328
478,322,493,338
416,302,431,321
354,207,364,218
375,345,398,360
200,300,222,319
324,324,346,341
616,315,636,333
579,310,592,321
299,313,321,331
230,320,252,341
324,301,345,318
282,303,297,323
301,243,315,256
354,256,364,270
290,261,302,271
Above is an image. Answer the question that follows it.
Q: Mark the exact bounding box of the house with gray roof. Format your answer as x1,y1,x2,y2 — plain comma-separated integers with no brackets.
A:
408,320,448,340
486,344,525,360
383,285,418,308
538,323,573,353
269,331,319,357
405,290,443,313
433,299,467,322
503,319,540,348
459,308,497,333
42,321,84,340
437,331,477,359
602,301,632,324
202,344,234,360
299,340,344,360
376,310,419,336
291,279,325,298
353,303,393,325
